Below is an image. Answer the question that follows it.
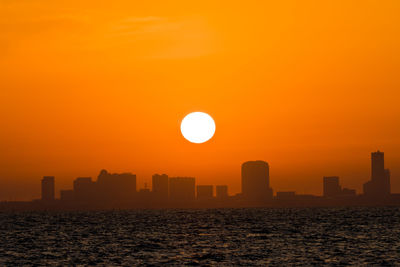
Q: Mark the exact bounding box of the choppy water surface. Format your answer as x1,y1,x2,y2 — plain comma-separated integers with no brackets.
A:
0,207,400,265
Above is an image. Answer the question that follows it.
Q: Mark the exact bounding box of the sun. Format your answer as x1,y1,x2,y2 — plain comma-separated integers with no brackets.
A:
181,112,216,143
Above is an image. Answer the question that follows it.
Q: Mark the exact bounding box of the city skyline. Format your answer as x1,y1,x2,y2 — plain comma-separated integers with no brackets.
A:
0,150,396,208
1,1,400,202
0,148,398,201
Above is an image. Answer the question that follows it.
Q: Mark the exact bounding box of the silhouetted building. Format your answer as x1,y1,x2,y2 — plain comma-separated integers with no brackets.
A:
60,190,74,201
363,151,390,197
216,185,228,199
152,174,169,201
41,176,55,201
138,187,151,202
197,185,213,200
276,191,296,200
323,176,341,198
96,170,136,201
169,177,195,202
73,177,95,202
341,188,356,196
372,151,384,180
139,188,150,193
385,169,391,192
241,161,273,201
323,176,356,198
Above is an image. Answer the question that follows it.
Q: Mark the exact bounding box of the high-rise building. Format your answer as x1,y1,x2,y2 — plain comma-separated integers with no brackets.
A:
169,177,195,202
241,161,273,201
152,174,169,201
197,185,213,200
363,151,391,197
216,185,228,199
372,151,384,178
323,176,341,198
41,176,55,201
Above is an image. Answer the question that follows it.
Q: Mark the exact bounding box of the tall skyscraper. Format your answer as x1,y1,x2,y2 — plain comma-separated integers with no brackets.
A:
196,185,213,200
169,177,195,202
216,185,228,199
152,174,169,201
323,176,341,198
363,151,391,197
371,151,385,181
241,161,273,201
41,176,55,201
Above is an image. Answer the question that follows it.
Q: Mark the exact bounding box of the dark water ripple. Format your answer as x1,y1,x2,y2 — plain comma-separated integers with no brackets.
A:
0,207,400,265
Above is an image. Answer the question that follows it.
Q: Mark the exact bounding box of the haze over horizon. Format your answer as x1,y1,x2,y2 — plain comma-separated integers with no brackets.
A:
1,0,400,201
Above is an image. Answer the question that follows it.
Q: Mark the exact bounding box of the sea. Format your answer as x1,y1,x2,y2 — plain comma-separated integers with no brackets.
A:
0,207,399,266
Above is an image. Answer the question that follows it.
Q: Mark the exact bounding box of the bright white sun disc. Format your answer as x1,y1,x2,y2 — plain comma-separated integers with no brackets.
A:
180,112,215,143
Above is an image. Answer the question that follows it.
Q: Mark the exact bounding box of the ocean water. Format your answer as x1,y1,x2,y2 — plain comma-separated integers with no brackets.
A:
0,207,399,266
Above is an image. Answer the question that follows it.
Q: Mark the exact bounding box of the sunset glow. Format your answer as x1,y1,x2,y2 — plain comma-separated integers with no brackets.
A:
0,0,400,200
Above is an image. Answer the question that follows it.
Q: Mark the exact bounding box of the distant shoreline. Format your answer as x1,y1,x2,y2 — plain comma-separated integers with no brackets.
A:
2,195,400,211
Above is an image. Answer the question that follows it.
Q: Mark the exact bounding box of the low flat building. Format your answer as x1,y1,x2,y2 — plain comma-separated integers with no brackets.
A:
216,185,228,199
60,190,74,201
41,176,55,201
276,191,296,201
169,177,195,202
197,185,213,200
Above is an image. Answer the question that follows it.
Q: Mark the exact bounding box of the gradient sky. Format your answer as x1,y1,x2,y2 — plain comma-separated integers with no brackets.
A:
1,0,400,200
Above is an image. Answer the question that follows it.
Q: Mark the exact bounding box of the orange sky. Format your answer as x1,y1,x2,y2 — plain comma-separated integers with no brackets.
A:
1,0,400,200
